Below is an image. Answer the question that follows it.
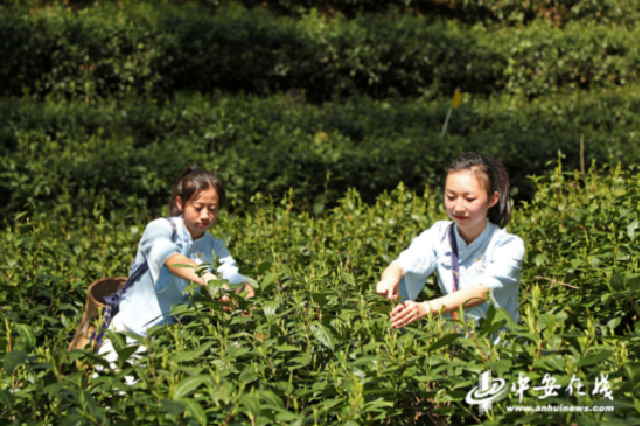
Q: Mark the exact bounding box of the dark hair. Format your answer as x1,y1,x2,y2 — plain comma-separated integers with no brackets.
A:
446,153,511,228
168,166,226,217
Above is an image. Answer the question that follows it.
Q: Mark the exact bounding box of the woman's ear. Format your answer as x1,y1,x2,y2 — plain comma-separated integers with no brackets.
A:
489,191,499,208
176,196,183,212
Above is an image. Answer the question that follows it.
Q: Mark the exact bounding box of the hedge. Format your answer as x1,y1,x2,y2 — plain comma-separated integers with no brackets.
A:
2,88,638,222
1,2,639,102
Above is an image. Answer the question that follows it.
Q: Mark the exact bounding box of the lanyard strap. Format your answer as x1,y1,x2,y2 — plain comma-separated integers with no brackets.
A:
448,223,460,330
91,217,177,350
448,223,460,292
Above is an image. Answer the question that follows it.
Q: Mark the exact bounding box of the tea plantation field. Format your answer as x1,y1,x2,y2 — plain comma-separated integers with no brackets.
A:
2,0,640,424
1,157,639,425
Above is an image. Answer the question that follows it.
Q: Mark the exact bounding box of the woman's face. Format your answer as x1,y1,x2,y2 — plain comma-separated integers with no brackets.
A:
444,171,498,243
177,187,219,240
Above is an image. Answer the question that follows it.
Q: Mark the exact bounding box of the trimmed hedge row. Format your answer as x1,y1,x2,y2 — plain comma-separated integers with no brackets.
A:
1,2,639,102
2,88,638,222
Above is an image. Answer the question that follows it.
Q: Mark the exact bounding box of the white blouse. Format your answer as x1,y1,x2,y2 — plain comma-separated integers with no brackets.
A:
392,221,525,333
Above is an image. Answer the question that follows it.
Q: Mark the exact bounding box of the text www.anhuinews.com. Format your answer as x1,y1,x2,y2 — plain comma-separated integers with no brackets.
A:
506,405,614,413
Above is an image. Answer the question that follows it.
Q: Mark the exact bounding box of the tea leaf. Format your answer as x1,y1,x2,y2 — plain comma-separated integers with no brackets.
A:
0,390,14,409
261,272,279,290
170,342,212,364
341,272,355,286
14,324,35,350
172,376,211,399
4,350,28,376
161,399,185,417
577,350,613,366
535,253,547,266
182,399,207,426
263,300,280,320
427,334,458,353
310,322,335,350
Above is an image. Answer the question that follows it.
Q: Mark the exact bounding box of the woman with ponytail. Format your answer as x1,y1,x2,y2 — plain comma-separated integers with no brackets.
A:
97,166,254,369
376,153,524,344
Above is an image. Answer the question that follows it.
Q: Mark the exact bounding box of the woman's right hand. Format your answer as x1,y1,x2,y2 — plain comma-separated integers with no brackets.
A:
201,272,218,286
376,278,400,300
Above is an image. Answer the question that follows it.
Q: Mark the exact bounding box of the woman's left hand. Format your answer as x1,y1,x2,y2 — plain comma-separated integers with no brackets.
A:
390,301,430,328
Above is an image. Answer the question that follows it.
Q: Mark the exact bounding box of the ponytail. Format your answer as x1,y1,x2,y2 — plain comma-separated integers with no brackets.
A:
447,153,511,228
168,166,226,217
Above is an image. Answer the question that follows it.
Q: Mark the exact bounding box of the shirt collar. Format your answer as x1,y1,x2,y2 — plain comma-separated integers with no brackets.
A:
453,221,495,250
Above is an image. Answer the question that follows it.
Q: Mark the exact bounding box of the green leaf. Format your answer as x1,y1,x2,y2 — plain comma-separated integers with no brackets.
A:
170,342,212,364
14,324,35,350
60,414,85,426
625,277,640,294
172,376,211,399
274,345,301,352
161,399,185,417
182,398,207,426
610,273,624,291
4,350,28,375
257,262,273,275
78,390,99,419
310,322,335,350
276,410,300,421
427,334,458,353
341,272,355,286
261,272,279,290
535,253,547,267
570,259,583,269
207,279,227,294
182,284,200,295
259,390,284,409
241,393,261,420
311,292,331,307
263,300,280,320
116,345,141,368
628,221,638,240
0,389,14,409
577,350,613,366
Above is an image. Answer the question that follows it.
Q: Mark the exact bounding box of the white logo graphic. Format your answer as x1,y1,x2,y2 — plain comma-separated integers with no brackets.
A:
466,371,508,414
467,371,615,414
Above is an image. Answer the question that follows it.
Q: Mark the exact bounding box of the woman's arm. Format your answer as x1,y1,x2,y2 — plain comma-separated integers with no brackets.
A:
376,263,405,300
165,254,255,298
389,284,488,328
165,254,217,285
426,284,488,314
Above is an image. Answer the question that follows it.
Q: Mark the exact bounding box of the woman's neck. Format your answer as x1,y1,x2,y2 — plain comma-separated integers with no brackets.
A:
457,221,488,245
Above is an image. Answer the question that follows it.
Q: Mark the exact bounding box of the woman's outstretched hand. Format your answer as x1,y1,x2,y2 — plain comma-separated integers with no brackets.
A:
390,301,430,328
376,278,400,300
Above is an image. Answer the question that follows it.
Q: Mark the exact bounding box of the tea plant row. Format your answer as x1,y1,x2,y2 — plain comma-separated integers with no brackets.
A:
2,88,639,223
0,158,638,424
1,1,639,101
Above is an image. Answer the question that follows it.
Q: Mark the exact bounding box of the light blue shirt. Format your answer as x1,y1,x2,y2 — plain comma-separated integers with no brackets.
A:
115,216,248,335
392,221,524,340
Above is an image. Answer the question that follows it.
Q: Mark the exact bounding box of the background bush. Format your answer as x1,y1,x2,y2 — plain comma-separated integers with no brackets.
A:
1,1,639,103
1,89,637,220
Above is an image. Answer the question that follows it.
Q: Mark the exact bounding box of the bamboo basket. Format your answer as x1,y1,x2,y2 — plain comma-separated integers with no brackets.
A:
68,277,128,352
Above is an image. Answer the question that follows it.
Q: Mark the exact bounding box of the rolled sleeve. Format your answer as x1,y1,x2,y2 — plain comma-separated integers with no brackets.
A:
476,235,524,308
139,219,181,284
391,222,444,300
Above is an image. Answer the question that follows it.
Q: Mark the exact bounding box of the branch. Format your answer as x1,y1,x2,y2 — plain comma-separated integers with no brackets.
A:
534,276,579,289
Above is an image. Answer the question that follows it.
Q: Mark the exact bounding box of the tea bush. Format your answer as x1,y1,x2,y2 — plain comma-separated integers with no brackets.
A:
0,158,638,424
1,1,640,102
2,89,638,223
